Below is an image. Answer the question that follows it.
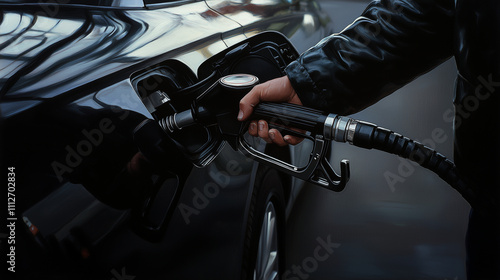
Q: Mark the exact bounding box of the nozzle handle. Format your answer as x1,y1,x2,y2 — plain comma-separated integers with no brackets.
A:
252,102,327,135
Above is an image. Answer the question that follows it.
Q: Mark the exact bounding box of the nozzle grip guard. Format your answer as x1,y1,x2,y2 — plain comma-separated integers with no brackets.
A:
241,102,350,192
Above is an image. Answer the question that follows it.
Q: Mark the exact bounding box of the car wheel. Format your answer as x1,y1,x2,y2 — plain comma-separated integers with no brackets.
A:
242,167,286,280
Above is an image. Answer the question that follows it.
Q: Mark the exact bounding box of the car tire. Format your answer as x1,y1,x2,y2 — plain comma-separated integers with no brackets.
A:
242,166,287,280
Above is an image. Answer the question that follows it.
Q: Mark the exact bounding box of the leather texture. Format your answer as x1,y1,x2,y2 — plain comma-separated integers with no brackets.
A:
285,0,454,115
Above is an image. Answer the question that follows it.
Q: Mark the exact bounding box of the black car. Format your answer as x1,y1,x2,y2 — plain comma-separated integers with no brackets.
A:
0,1,331,279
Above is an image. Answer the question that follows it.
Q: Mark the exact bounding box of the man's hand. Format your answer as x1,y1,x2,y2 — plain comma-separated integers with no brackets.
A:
238,76,303,146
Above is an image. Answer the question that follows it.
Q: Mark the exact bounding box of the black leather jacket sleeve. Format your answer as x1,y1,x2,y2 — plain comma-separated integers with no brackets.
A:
285,0,455,115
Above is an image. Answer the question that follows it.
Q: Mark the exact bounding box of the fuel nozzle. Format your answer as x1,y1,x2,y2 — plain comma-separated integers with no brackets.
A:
157,74,350,192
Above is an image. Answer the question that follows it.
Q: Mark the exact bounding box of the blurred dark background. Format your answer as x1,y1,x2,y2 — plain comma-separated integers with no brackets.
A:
286,1,468,279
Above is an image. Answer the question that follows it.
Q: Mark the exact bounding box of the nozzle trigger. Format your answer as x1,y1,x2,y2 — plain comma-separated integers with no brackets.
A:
238,133,350,192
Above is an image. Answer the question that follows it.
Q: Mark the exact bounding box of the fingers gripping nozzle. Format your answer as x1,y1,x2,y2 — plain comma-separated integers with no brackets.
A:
250,102,351,192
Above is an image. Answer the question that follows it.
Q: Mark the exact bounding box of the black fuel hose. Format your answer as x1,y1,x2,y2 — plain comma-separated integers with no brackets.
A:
350,120,484,212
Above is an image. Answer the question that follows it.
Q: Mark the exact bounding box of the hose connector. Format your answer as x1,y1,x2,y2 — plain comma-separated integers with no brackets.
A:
324,114,358,144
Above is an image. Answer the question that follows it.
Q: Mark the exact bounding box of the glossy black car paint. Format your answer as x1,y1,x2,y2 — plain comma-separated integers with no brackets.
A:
0,1,331,279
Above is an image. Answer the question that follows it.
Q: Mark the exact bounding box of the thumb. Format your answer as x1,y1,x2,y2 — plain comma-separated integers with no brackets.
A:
238,84,263,121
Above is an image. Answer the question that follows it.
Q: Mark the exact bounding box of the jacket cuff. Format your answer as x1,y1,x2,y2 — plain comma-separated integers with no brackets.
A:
285,60,320,109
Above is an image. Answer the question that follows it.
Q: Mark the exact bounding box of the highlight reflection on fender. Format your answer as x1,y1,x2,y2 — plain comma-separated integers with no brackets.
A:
0,4,240,99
